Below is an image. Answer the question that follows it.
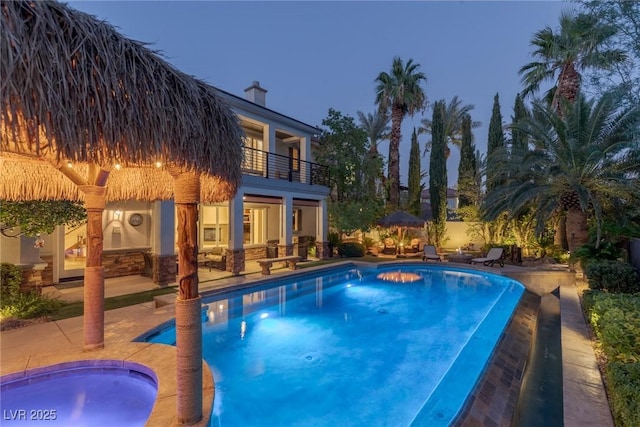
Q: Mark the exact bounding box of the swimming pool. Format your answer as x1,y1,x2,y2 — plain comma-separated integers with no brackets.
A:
0,361,157,426
143,264,524,426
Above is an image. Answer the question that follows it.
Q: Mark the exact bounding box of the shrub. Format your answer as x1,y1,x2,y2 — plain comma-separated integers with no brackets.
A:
606,362,640,427
0,263,61,320
584,291,640,363
327,231,341,256
583,292,640,427
362,236,375,252
573,241,622,267
0,263,22,301
337,242,365,258
0,291,61,320
585,260,640,293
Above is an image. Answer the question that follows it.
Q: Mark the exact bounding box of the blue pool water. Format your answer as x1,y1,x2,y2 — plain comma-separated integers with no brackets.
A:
144,264,524,426
0,362,157,426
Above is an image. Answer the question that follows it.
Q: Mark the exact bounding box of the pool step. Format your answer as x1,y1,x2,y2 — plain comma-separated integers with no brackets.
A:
154,293,177,308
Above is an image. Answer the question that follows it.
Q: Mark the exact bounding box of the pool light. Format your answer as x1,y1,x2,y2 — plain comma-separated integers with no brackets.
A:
377,271,422,283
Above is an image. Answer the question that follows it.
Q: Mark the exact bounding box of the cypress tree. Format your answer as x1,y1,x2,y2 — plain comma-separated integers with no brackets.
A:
511,93,529,152
486,93,505,192
429,100,447,247
457,114,477,209
408,128,422,216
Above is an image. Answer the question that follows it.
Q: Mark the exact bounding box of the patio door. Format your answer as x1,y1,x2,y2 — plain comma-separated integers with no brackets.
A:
56,222,87,280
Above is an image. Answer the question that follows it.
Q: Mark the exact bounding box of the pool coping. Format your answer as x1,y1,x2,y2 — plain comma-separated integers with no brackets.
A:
452,290,540,425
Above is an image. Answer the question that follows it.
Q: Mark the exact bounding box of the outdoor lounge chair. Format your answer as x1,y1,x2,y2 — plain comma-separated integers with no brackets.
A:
382,237,397,255
471,247,504,267
422,245,441,262
404,238,421,254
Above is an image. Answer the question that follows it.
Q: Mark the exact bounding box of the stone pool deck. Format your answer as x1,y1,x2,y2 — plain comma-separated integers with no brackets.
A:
0,262,613,426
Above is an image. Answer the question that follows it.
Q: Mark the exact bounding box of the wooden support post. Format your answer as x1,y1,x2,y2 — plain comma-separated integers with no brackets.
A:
79,184,107,351
172,170,203,425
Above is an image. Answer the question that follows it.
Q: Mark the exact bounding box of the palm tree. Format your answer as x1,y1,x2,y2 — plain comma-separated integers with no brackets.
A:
482,91,640,254
519,11,626,111
357,109,390,156
375,57,427,208
419,95,481,157
358,109,390,195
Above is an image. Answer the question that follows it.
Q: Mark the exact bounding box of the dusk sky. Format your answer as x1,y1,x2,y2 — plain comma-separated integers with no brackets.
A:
69,1,569,185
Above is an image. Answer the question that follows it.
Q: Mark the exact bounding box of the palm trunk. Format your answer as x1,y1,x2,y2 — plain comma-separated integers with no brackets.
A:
81,185,107,351
565,208,588,253
555,61,580,114
173,171,203,424
554,215,568,250
79,163,110,351
388,106,404,209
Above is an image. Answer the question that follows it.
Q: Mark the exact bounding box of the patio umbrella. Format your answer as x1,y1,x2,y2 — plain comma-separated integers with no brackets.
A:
1,1,244,423
376,211,425,252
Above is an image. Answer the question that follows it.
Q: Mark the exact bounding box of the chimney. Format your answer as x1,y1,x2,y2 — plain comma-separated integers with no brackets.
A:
244,81,267,107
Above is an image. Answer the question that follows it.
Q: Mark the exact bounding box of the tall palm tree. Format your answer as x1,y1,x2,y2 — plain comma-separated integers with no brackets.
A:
357,109,390,156
482,91,640,254
419,95,481,157
358,109,390,194
519,11,626,111
375,57,427,209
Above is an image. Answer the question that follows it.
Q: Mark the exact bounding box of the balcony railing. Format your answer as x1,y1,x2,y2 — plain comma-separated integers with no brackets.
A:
241,147,330,187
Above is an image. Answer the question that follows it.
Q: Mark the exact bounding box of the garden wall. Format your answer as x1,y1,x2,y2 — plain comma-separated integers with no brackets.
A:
442,221,485,251
363,221,485,252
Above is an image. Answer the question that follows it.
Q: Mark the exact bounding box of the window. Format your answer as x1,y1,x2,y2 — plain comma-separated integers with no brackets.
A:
243,208,266,245
289,146,299,172
199,205,228,246
242,134,264,174
292,209,301,232
203,227,217,242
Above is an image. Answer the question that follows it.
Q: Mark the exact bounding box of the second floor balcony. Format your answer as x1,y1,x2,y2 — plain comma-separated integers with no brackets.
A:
242,147,330,187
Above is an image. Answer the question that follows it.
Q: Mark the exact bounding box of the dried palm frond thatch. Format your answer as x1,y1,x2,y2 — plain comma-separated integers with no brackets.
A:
1,0,244,202
0,154,236,202
1,1,245,420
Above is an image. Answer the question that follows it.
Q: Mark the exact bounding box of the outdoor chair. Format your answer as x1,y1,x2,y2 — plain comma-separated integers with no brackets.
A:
422,245,441,262
404,238,421,254
471,247,504,267
382,238,397,255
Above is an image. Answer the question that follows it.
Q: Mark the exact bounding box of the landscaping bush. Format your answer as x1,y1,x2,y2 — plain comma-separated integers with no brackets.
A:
584,291,640,363
582,291,640,427
327,232,341,257
573,241,623,267
605,362,640,427
585,260,640,293
0,263,61,320
362,236,376,253
0,262,22,300
337,242,365,258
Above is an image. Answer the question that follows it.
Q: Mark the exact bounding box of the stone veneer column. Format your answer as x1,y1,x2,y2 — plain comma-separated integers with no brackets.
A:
316,242,331,259
18,262,48,293
151,200,176,287
227,248,245,275
152,254,176,287
279,244,294,256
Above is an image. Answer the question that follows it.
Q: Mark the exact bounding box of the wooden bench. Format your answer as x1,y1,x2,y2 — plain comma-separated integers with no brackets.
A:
255,256,302,275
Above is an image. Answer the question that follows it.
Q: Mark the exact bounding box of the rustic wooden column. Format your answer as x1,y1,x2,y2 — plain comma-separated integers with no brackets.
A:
79,181,108,350
173,170,203,425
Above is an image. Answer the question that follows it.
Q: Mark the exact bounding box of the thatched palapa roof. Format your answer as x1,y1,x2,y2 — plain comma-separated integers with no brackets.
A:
376,211,425,228
0,0,244,202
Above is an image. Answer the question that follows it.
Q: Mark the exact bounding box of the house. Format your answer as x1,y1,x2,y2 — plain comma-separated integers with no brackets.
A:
0,82,330,285
419,187,459,221
421,188,459,212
